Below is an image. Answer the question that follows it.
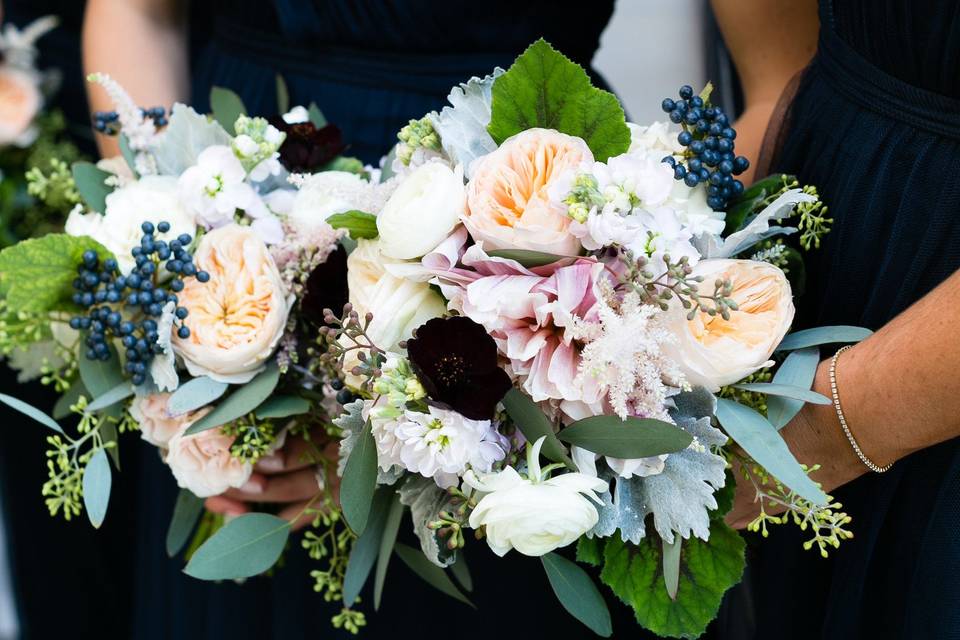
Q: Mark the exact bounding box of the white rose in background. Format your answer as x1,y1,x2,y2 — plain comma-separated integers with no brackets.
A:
663,259,794,391
165,425,251,497
288,171,366,235
64,175,196,274
465,437,607,557
177,145,283,243
0,67,41,147
130,393,210,448
172,224,292,383
377,162,465,259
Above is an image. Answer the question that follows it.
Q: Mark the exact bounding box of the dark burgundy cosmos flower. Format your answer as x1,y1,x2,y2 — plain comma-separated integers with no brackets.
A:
300,244,348,325
406,316,512,421
269,117,347,173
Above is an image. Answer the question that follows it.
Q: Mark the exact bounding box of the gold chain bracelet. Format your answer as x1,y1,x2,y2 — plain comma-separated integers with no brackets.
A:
829,345,892,473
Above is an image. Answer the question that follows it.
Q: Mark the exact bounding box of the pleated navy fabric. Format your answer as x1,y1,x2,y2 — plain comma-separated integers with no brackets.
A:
745,1,960,638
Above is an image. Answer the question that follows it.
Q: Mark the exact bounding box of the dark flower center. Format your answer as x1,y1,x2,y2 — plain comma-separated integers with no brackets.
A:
433,354,467,388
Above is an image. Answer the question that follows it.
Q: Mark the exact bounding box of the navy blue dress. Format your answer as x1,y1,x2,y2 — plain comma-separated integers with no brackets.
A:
131,3,646,639
745,1,960,637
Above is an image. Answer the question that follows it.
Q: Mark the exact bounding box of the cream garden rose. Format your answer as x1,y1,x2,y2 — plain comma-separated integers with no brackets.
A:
172,224,292,383
377,162,465,259
663,259,795,390
165,425,251,498
465,437,607,557
65,175,197,274
0,67,40,147
128,393,209,448
463,128,592,255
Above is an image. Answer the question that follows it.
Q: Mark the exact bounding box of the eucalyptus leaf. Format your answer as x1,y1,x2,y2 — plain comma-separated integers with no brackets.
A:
209,86,246,134
343,487,391,606
99,417,121,470
0,393,63,433
501,388,572,468
732,382,830,405
777,325,873,351
184,513,290,580
78,347,124,399
662,536,681,600
374,493,404,610
767,347,819,430
166,489,204,557
449,551,473,593
167,376,229,416
255,395,310,420
85,381,134,412
118,135,138,176
72,162,112,213
715,398,828,505
308,102,327,127
558,416,692,458
486,249,569,268
340,419,378,534
53,381,86,420
83,448,111,528
275,74,290,114
541,552,612,637
393,543,473,607
185,364,280,435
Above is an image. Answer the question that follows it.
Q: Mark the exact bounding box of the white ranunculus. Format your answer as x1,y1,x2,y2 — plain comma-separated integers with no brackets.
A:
165,424,252,497
64,175,197,274
341,239,446,387
465,437,608,557
377,162,465,259
288,171,366,235
172,224,292,383
663,259,795,391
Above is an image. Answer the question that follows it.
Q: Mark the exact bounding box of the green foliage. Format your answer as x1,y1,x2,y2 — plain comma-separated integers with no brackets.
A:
776,325,873,351
557,415,693,458
185,362,280,434
184,512,291,580
501,388,573,468
343,487,392,606
326,210,379,240
487,39,630,161
396,116,440,166
596,521,745,639
209,86,247,135
167,376,229,415
166,488,205,557
486,249,568,267
719,368,772,415
394,543,473,607
340,418,378,534
82,447,112,528
541,552,612,637
222,413,278,464
0,233,113,313
25,159,81,210
71,162,112,213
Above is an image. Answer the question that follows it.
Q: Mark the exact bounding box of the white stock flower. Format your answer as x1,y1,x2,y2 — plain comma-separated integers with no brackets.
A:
64,176,196,274
384,406,506,488
465,436,607,557
376,162,465,259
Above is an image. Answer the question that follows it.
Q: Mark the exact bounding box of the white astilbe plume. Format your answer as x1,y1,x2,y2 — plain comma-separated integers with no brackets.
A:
570,287,684,421
87,72,158,175
270,221,343,296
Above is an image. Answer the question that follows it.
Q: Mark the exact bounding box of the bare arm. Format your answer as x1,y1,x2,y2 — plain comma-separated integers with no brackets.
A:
82,0,189,157
710,0,819,182
729,268,960,526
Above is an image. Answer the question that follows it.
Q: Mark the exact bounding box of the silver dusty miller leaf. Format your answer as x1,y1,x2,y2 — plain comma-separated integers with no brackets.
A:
397,475,458,567
590,387,728,544
431,68,504,177
151,103,232,176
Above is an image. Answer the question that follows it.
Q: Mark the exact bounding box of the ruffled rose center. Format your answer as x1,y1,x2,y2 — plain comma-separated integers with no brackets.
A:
689,272,783,348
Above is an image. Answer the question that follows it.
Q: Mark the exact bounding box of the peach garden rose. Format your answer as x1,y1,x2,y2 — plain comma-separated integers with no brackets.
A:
165,424,252,498
663,258,795,390
0,67,40,147
463,128,593,256
129,393,210,448
172,224,293,384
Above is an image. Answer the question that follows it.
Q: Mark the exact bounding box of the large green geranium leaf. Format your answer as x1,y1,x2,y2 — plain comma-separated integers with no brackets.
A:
487,39,630,161
0,234,113,313
599,520,746,639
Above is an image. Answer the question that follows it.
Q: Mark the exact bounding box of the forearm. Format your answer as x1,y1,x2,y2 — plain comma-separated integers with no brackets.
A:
82,0,189,158
788,268,960,486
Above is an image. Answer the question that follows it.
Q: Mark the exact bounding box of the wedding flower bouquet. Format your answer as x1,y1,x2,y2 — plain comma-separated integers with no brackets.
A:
0,15,86,246
0,38,871,639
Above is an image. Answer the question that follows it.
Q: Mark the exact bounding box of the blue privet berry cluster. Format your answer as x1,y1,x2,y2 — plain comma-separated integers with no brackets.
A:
660,85,750,211
92,106,168,135
68,221,210,386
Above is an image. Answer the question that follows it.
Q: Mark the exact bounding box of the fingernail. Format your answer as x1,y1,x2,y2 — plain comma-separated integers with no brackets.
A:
240,479,264,494
256,453,284,472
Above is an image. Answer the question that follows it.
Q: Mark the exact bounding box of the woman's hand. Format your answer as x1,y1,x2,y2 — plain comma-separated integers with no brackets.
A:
725,359,866,530
205,433,340,531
